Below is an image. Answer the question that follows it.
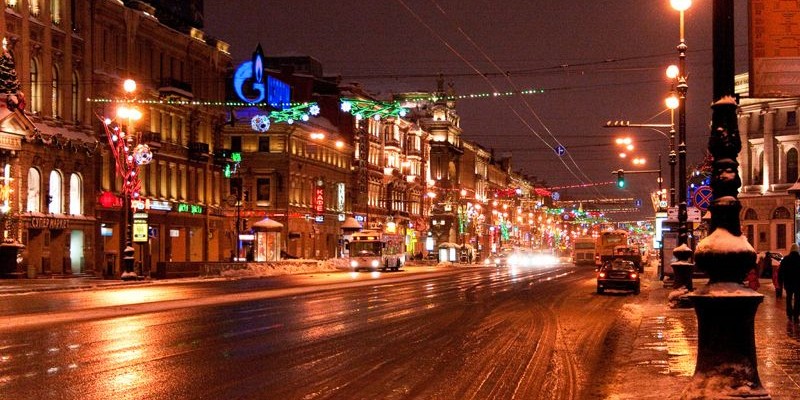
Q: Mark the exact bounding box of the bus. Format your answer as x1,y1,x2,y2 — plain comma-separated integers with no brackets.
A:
572,236,597,265
595,230,629,266
347,229,405,271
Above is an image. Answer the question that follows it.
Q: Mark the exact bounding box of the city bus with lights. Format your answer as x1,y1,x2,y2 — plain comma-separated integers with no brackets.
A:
347,229,405,272
595,230,629,266
572,236,597,265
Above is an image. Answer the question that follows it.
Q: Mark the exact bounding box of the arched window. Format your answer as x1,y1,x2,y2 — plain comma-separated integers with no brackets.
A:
29,57,41,114
744,208,758,221
71,70,80,122
69,173,82,215
772,207,792,219
26,168,41,212
788,148,799,184
51,65,60,118
49,170,62,214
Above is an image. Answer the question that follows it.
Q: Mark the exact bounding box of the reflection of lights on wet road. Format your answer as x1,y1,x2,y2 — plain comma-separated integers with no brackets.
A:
96,288,169,307
370,271,381,279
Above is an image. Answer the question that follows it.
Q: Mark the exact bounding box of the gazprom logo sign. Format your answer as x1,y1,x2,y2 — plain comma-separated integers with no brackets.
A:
233,44,291,108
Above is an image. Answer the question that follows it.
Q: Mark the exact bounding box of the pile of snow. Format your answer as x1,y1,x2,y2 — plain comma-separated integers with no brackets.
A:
695,227,754,255
219,258,349,278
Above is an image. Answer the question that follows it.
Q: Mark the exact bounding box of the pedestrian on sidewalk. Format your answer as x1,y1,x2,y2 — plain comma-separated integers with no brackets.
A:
770,253,783,299
745,265,760,291
778,243,800,323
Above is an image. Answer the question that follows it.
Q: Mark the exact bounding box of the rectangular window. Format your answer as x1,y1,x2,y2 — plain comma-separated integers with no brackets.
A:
788,111,797,127
778,224,787,249
258,136,270,152
746,225,754,246
256,178,271,206
231,136,242,152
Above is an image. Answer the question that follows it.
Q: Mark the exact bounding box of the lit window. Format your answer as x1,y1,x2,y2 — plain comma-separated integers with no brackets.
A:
26,168,41,212
69,173,81,215
49,170,63,214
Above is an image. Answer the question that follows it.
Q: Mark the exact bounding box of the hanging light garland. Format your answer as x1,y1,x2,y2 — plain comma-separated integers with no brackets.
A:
340,98,408,120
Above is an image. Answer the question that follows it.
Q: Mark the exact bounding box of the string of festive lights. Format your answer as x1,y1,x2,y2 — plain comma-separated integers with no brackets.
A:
88,98,315,109
399,88,546,103
546,181,614,190
340,98,408,120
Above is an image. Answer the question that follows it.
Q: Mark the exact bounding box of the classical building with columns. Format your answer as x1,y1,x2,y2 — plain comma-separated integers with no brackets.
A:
737,73,799,255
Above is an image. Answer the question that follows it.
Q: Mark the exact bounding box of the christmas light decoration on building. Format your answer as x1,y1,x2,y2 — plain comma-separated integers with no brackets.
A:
98,79,151,279
340,98,408,120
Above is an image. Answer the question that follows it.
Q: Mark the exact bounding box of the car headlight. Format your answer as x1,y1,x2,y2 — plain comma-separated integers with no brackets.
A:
350,260,358,268
371,260,380,267
484,259,492,265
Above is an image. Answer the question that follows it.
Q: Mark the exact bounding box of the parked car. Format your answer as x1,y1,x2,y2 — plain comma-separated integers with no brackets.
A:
597,258,641,294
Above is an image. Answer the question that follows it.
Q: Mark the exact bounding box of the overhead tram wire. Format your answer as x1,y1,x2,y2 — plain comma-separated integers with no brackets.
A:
425,0,606,199
395,0,592,189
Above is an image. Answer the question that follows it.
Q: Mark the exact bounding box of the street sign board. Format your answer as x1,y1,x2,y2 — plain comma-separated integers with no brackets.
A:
688,207,701,222
693,185,713,211
133,212,148,243
555,145,566,156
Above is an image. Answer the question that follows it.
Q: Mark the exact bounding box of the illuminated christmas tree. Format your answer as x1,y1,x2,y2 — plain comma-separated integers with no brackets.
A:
0,38,24,111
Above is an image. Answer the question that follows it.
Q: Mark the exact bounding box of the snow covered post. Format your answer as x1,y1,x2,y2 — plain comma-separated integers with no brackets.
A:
681,1,768,397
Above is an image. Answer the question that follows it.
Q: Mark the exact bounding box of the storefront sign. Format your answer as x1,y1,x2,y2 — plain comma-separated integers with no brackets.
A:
314,183,325,215
29,217,68,230
176,203,204,214
149,200,173,211
98,191,122,209
133,212,148,243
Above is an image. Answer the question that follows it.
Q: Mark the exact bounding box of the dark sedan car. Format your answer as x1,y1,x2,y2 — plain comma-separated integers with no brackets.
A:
597,259,641,294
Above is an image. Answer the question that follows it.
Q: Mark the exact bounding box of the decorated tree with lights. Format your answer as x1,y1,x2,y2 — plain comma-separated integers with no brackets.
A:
0,38,24,112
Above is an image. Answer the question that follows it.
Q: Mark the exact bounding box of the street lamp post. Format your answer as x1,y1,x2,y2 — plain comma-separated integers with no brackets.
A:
100,79,152,280
670,0,694,293
682,1,769,396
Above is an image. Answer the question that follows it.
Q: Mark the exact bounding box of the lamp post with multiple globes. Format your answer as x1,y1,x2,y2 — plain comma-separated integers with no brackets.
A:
99,79,153,279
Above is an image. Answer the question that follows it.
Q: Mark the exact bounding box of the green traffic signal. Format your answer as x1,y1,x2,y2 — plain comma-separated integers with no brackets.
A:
616,170,625,188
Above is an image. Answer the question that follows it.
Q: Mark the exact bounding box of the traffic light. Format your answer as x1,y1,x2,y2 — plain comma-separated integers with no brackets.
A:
616,169,626,188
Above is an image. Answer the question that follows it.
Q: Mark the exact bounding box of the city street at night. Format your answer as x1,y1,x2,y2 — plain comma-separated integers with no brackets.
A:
3,0,800,398
1,263,640,399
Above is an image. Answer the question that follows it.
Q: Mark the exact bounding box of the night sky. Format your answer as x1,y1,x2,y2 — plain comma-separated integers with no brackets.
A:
203,1,750,221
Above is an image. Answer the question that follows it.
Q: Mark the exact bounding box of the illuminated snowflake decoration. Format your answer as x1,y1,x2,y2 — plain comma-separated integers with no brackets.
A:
251,114,271,132
309,104,320,116
133,144,153,165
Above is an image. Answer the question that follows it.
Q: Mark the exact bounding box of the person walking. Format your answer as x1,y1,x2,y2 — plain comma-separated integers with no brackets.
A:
778,243,800,323
771,253,783,299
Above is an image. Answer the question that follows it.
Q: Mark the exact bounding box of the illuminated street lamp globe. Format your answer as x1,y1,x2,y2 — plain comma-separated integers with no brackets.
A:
666,64,679,80
670,0,691,11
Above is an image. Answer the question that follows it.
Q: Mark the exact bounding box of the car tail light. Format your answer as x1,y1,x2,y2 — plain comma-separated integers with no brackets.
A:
598,272,606,278
630,273,638,279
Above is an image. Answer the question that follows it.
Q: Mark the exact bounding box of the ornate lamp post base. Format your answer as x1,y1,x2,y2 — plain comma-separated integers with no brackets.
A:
682,225,768,399
683,286,769,399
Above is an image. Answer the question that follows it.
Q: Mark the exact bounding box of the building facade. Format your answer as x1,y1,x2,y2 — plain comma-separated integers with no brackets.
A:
2,0,231,277
737,73,799,255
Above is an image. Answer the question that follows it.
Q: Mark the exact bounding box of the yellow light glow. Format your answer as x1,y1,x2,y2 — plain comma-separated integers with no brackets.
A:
666,65,680,79
123,79,137,93
335,140,344,148
671,0,691,12
619,153,627,158
665,94,679,110
626,144,634,151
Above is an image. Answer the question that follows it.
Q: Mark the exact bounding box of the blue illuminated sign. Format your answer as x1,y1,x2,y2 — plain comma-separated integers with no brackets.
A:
233,44,291,108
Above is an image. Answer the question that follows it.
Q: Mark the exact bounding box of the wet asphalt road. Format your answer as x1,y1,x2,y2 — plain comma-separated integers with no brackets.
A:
0,264,636,399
